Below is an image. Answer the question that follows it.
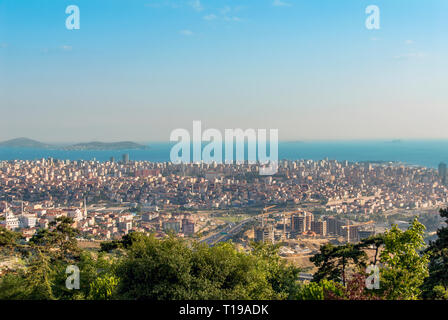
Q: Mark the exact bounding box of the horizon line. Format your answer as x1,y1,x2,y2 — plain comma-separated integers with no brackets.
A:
4,138,448,144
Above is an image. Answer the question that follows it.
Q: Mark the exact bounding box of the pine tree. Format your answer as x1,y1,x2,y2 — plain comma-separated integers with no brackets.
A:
422,208,448,299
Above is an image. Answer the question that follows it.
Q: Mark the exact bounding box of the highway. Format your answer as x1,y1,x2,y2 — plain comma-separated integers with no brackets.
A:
200,209,280,246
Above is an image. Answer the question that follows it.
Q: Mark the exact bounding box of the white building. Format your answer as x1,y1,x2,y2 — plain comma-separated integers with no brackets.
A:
67,208,84,222
19,214,38,228
5,211,19,230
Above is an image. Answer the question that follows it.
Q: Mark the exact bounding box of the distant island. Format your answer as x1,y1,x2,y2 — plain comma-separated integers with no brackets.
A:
0,138,149,151
64,141,149,151
0,138,54,149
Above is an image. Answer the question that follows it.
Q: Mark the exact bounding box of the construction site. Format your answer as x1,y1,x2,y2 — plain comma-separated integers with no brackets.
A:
245,206,377,272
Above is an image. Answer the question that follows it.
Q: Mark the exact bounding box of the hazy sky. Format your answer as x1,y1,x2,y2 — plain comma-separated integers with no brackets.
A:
0,0,447,142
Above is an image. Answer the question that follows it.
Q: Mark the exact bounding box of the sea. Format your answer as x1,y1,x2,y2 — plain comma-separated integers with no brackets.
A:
1,140,448,169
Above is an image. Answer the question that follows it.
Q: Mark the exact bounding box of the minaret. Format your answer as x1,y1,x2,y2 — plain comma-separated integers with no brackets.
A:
83,198,87,218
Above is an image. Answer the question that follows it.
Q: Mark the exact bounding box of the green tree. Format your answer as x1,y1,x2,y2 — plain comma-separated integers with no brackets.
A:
422,208,448,299
88,274,119,300
29,217,81,262
249,241,301,299
0,227,23,253
113,233,300,300
296,279,343,300
358,234,385,266
0,248,55,300
379,217,429,300
51,250,117,300
24,249,55,300
310,243,367,286
0,272,30,299
99,231,143,252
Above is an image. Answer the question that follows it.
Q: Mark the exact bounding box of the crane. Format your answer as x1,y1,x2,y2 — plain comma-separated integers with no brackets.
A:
341,220,374,229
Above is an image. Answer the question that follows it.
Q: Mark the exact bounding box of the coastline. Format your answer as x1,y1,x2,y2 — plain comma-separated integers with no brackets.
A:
1,140,448,168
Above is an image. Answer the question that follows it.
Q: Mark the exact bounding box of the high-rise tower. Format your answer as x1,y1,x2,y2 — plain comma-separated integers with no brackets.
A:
439,162,447,184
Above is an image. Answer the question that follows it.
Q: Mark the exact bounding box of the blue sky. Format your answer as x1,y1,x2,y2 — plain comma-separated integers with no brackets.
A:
0,0,447,142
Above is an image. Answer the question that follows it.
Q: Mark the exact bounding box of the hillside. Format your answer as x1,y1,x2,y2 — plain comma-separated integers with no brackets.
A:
0,138,54,149
0,138,149,150
64,141,148,150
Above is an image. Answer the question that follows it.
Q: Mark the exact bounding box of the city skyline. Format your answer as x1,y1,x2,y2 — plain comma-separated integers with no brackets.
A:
1,0,447,141
2,0,448,304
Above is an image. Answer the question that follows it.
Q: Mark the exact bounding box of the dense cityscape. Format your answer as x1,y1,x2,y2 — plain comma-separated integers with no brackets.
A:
2,0,448,308
1,157,447,251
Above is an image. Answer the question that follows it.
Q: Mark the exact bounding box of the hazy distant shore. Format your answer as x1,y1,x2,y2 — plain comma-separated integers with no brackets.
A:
1,140,448,169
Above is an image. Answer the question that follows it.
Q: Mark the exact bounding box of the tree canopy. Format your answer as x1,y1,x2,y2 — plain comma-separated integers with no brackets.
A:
422,208,448,299
2,210,448,300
